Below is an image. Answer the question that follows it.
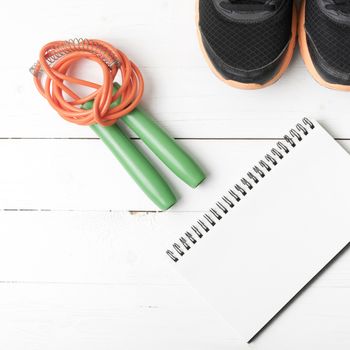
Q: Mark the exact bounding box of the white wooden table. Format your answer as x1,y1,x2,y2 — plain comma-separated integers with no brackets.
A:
1,1,349,348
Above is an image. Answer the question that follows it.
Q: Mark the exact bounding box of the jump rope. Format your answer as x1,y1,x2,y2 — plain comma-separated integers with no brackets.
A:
30,39,205,210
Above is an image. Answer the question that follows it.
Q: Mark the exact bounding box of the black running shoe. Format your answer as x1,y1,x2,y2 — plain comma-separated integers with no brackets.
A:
196,0,297,89
299,0,350,90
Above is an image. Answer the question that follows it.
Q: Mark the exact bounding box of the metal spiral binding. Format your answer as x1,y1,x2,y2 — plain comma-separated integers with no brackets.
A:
30,38,120,77
166,118,315,262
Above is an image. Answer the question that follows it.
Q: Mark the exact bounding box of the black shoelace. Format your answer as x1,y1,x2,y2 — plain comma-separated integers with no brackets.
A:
220,0,276,11
326,0,350,13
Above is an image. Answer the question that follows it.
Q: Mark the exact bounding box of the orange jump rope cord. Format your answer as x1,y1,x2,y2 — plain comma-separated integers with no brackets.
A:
32,39,144,126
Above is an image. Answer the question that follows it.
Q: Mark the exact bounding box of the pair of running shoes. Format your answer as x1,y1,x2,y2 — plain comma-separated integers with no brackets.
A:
197,0,350,90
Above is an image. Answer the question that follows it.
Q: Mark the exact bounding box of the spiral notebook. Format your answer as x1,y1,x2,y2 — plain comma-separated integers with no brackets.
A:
165,118,350,342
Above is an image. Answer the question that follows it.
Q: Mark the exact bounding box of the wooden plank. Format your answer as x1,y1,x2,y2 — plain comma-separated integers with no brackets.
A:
0,210,171,284
0,282,349,349
1,139,349,211
5,59,350,139
0,210,349,284
2,1,350,139
0,283,241,350
0,210,349,349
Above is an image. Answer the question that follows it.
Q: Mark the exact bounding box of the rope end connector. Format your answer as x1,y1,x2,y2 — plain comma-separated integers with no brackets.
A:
29,61,43,77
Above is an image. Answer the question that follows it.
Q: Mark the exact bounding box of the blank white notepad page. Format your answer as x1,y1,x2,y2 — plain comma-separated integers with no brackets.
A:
167,120,350,342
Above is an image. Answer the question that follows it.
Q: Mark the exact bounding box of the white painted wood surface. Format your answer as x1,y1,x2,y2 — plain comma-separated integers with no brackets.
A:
0,0,349,349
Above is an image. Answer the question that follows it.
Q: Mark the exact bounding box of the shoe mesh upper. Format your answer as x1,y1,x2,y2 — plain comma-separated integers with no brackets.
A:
306,0,350,73
198,0,293,71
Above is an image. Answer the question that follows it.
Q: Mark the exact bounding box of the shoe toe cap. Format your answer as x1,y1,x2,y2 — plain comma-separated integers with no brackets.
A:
201,32,291,85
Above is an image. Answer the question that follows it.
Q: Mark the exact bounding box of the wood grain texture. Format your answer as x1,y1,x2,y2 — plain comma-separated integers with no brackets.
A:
0,211,349,349
0,0,349,348
1,139,350,211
